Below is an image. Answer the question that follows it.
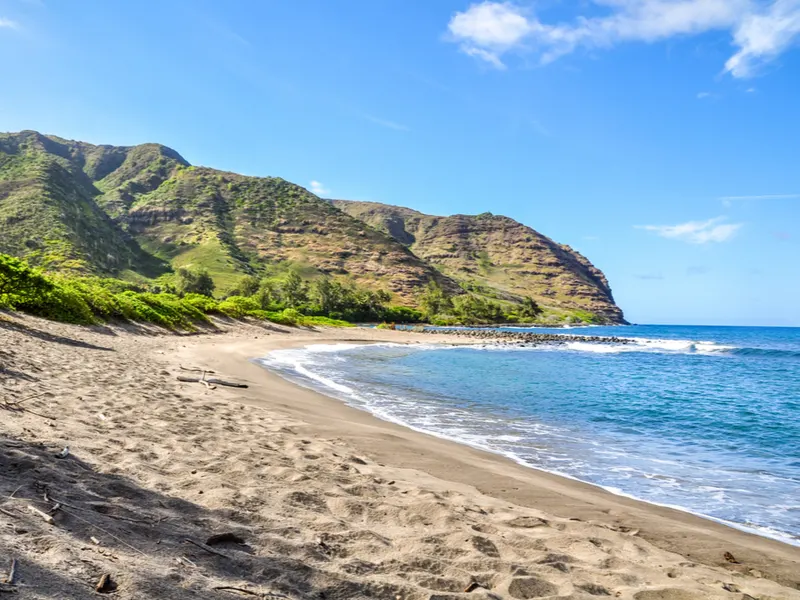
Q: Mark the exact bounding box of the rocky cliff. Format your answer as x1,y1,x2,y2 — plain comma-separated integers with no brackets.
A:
333,200,624,323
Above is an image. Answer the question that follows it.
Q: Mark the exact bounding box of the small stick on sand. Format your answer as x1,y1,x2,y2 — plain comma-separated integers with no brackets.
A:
212,587,262,597
26,504,54,524
3,559,16,585
184,539,230,559
3,392,48,408
0,507,17,519
95,573,115,594
0,584,18,594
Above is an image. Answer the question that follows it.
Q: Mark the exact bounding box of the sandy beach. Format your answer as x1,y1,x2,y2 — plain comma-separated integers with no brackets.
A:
1,313,798,600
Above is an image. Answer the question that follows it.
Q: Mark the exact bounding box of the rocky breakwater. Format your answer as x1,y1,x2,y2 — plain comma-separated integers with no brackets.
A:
419,327,633,347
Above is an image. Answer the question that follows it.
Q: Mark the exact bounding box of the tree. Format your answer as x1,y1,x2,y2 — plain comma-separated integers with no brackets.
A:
452,294,505,324
281,270,308,307
229,275,260,298
419,281,453,318
518,297,543,320
174,267,215,297
311,277,342,314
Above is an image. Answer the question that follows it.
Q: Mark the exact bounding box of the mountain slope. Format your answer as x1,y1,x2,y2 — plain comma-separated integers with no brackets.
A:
333,200,624,322
0,131,166,276
0,131,458,301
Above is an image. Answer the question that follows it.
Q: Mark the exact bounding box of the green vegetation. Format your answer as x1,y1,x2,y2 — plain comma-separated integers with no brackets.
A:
0,254,399,329
0,131,622,326
174,266,215,297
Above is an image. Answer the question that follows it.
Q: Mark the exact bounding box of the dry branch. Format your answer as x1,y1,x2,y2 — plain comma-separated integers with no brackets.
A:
212,587,261,597
184,539,230,559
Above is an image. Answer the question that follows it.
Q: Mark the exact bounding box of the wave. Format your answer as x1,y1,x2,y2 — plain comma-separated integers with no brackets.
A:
556,337,800,359
256,342,800,547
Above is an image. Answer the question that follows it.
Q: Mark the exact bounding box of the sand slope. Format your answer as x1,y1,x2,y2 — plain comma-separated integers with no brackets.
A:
1,313,798,599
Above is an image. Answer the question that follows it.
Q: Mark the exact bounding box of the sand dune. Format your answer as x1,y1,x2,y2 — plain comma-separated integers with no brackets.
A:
1,313,798,599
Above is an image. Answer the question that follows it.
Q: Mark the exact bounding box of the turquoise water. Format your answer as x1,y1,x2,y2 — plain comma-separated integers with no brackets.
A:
258,325,800,545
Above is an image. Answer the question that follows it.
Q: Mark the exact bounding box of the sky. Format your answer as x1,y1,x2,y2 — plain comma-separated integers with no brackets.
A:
1,0,798,326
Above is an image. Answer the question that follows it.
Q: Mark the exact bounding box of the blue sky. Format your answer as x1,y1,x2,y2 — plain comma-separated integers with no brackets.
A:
1,0,798,326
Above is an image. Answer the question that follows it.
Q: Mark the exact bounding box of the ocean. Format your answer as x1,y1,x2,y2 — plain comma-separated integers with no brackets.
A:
257,325,800,546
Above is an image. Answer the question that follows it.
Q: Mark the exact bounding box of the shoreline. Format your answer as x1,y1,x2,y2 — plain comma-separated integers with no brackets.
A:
180,327,800,583
3,314,799,599
256,340,800,549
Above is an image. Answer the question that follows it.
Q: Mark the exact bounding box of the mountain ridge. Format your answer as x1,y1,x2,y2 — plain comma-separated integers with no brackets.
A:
333,199,624,323
0,130,625,323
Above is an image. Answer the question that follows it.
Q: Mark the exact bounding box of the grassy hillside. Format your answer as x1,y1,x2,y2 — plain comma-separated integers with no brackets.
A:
0,131,458,303
0,130,625,322
0,131,166,277
333,200,624,323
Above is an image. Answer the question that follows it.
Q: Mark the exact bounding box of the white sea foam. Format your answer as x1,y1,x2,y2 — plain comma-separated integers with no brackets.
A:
255,340,799,548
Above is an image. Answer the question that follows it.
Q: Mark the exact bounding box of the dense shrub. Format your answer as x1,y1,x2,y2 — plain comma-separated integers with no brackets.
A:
383,305,424,323
216,295,261,318
182,293,220,313
174,267,215,297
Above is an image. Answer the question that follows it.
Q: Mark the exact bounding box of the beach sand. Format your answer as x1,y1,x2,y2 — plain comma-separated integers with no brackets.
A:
1,313,798,599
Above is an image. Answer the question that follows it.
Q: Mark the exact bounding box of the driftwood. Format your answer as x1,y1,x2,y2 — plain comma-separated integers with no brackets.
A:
0,507,16,519
0,584,17,594
177,376,248,389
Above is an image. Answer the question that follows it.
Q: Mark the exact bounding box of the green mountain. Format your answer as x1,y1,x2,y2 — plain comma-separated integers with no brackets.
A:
0,131,458,300
332,200,624,323
0,130,625,322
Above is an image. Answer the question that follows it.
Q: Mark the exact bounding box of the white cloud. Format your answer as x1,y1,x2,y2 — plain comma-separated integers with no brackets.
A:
0,18,19,29
697,91,712,98
446,1,800,77
636,217,742,243
364,115,410,131
309,180,330,196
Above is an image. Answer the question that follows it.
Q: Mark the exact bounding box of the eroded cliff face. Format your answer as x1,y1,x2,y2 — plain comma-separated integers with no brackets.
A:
333,200,625,323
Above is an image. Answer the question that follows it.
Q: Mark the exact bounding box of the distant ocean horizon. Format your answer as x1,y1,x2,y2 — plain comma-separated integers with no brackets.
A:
257,324,800,546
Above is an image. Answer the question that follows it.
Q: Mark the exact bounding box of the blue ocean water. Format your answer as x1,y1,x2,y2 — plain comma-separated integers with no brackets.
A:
258,325,800,546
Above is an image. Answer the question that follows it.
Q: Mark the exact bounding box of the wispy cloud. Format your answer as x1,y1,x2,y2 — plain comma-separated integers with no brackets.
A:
364,115,410,132
635,217,742,244
634,273,664,280
697,92,713,99
446,1,800,77
0,17,19,29
309,181,331,196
